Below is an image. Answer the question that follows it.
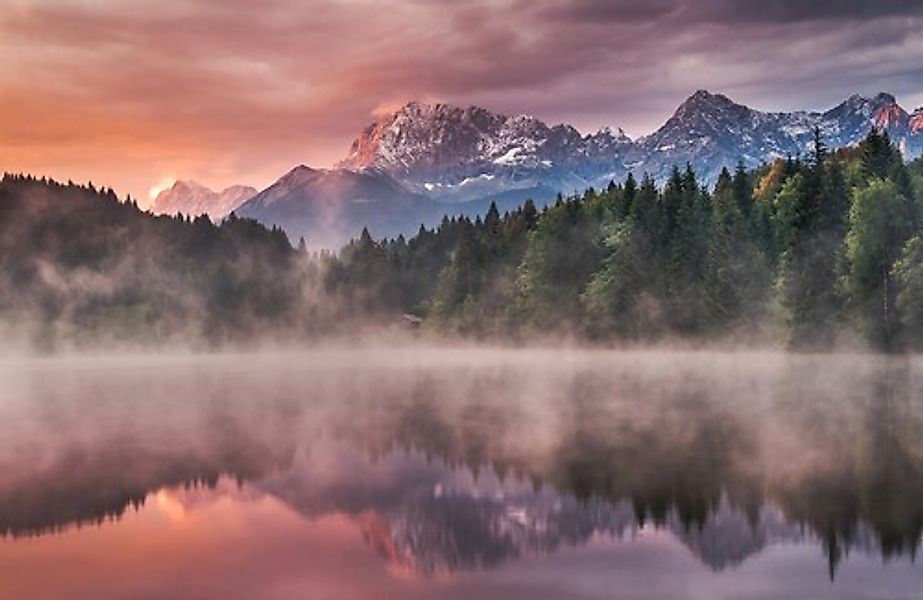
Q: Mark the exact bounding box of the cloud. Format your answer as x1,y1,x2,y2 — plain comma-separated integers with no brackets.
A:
530,0,923,24
693,0,923,23
1,0,921,199
527,0,682,23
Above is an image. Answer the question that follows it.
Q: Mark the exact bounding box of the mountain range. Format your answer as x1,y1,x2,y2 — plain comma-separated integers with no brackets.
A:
235,165,439,249
160,90,923,248
150,180,256,220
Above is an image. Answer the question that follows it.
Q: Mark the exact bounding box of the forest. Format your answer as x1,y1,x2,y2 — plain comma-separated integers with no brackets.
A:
330,129,923,351
0,176,305,347
2,129,923,351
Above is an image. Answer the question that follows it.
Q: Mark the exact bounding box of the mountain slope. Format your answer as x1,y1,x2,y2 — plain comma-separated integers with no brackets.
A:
230,91,923,248
0,174,300,346
150,180,256,220
339,101,638,203
236,166,442,249
639,90,922,182
344,92,923,193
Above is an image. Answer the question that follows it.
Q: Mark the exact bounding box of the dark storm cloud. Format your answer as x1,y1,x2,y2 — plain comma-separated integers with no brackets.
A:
533,0,923,24
695,0,923,23
1,0,921,200
530,0,682,23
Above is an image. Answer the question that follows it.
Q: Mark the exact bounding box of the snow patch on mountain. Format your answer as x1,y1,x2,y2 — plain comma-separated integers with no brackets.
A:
338,101,639,202
214,90,923,249
150,181,256,220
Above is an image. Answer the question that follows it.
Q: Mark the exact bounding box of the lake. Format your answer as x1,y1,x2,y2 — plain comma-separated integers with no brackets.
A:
1,348,922,599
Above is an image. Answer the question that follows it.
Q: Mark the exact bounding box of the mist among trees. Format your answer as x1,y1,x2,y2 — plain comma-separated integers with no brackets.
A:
329,129,923,351
2,129,923,351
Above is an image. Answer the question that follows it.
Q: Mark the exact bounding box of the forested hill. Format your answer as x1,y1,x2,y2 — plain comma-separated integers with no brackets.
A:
0,175,308,348
327,129,923,351
3,129,923,351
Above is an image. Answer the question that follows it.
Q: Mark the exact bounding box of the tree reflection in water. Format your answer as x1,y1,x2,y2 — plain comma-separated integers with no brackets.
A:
1,350,921,581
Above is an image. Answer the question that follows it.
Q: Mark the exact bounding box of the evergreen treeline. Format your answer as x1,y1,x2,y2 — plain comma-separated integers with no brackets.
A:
3,129,923,350
330,129,923,350
0,174,310,347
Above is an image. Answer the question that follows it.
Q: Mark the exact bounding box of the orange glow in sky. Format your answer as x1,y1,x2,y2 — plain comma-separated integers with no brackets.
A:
3,0,922,201
0,481,420,600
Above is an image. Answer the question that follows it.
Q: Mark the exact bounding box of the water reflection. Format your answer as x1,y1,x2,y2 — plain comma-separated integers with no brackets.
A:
1,350,922,598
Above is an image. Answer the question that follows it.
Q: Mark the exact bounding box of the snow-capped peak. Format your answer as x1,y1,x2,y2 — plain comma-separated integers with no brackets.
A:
334,91,923,205
910,107,923,134
337,101,636,192
150,180,256,220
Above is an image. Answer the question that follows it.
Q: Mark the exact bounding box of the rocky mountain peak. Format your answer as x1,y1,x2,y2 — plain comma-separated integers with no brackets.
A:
595,125,630,140
230,89,923,249
689,89,733,104
829,92,898,119
338,101,636,197
169,179,209,194
279,164,318,180
872,91,897,105
874,102,909,131
150,180,255,220
675,90,745,116
910,107,923,134
653,90,756,143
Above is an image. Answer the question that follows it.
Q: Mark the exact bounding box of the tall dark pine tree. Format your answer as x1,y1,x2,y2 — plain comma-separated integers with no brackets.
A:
705,167,769,329
732,160,753,219
862,130,900,181
618,171,637,220
846,132,921,350
521,199,538,231
664,165,710,332
774,129,848,348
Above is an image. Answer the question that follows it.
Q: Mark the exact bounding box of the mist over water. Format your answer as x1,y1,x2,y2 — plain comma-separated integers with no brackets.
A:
1,348,922,598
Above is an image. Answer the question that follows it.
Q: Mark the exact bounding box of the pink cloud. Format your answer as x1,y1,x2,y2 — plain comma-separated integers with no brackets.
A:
1,0,921,199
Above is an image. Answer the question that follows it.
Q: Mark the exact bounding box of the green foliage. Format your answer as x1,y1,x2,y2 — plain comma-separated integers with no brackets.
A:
862,130,903,181
515,196,606,329
771,138,852,348
705,171,771,330
330,128,923,350
582,221,659,336
6,124,923,352
895,236,923,345
846,178,919,349
662,165,712,332
0,174,307,347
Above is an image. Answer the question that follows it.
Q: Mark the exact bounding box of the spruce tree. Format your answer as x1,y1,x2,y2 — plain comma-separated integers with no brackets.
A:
847,178,919,350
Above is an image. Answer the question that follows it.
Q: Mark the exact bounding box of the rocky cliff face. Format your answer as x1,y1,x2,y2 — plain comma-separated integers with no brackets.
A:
339,101,638,203
234,90,923,248
341,91,923,192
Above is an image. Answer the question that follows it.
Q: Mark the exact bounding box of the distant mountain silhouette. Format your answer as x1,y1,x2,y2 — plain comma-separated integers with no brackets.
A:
232,91,923,247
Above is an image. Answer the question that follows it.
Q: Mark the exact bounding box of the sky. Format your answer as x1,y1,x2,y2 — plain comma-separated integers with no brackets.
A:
2,0,923,204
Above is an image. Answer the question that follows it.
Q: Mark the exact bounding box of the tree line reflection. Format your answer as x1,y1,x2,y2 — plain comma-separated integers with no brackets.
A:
0,352,921,578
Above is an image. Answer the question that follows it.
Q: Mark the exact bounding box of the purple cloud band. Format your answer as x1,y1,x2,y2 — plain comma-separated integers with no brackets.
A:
2,0,922,199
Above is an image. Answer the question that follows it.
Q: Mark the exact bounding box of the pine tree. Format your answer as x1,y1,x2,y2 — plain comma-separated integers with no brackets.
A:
705,171,770,330
894,236,923,346
582,220,652,336
732,160,753,221
619,172,637,219
846,179,919,350
770,128,851,348
664,165,711,332
521,199,538,230
862,130,900,181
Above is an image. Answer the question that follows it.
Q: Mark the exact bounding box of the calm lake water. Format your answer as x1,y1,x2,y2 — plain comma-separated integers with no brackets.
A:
1,348,922,599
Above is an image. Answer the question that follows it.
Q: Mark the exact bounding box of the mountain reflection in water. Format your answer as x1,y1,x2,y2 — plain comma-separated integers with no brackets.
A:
1,349,922,599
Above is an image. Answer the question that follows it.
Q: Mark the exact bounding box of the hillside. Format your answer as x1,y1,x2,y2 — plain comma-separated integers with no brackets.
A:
0,175,303,347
